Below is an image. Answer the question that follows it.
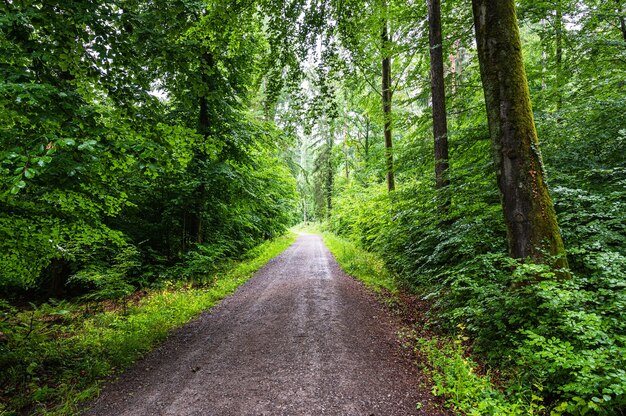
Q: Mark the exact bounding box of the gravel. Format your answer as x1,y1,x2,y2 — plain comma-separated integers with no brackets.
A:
82,234,447,416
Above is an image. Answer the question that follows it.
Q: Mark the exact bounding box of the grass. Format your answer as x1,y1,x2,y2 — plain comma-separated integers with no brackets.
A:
321,231,398,295
290,222,323,234
0,233,296,415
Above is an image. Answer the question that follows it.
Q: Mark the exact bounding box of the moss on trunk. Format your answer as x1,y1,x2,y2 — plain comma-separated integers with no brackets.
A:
471,0,568,271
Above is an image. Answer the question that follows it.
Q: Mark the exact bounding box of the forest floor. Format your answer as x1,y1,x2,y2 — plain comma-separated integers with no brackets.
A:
81,234,448,416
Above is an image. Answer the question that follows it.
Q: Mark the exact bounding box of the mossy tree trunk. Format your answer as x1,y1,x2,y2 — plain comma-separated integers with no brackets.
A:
471,0,568,269
427,0,450,210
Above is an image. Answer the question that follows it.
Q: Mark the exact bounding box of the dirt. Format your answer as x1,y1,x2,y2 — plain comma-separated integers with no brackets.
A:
82,234,449,416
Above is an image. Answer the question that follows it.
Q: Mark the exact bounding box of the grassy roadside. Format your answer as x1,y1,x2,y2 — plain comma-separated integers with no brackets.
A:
322,231,397,296
0,233,296,416
320,230,538,415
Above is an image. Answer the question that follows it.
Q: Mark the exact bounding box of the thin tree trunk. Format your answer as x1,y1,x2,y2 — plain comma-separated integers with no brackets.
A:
364,116,370,163
540,19,547,93
449,39,461,93
326,135,333,215
471,0,568,270
343,126,349,179
427,0,450,211
616,0,626,46
194,52,214,245
555,1,563,111
381,9,395,192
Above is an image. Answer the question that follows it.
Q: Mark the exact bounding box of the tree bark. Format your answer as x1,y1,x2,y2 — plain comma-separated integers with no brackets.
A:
427,0,450,210
364,115,370,163
326,135,333,216
343,127,349,179
193,51,215,245
381,11,395,192
555,1,563,111
471,0,568,269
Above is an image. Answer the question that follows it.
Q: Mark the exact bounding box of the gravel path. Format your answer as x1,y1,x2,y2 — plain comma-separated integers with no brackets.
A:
83,234,446,415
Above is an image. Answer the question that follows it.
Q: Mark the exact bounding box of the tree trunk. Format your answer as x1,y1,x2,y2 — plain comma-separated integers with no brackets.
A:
381,11,395,192
343,126,349,179
471,0,568,269
364,116,370,163
555,1,563,111
540,19,547,93
193,52,215,245
427,0,450,210
326,135,333,216
616,0,626,46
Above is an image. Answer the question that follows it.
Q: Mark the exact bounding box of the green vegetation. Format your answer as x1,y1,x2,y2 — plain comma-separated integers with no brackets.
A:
303,1,625,413
2,0,625,414
414,335,545,415
0,233,295,415
322,231,397,295
0,3,299,410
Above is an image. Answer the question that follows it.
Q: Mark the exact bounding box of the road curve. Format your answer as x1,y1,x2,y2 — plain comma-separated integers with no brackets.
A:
83,234,445,416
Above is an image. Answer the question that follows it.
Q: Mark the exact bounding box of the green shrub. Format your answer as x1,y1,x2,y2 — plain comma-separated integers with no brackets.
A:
413,335,545,415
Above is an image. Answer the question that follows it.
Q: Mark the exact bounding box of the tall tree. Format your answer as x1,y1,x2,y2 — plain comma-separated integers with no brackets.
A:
619,1,626,46
381,1,396,192
471,0,568,269
555,0,564,111
427,0,450,208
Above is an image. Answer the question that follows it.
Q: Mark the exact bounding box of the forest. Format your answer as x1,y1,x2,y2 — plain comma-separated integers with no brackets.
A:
1,0,625,414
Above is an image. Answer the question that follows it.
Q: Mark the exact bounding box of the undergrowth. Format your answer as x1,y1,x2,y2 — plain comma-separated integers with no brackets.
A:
0,233,295,415
322,231,397,295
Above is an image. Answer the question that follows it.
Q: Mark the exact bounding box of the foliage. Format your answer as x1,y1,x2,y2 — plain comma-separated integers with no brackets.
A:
0,0,299,298
0,233,295,415
1,0,625,413
322,230,397,295
411,334,546,415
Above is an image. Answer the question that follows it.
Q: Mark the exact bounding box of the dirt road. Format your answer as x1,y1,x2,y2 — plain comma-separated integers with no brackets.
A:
83,234,445,415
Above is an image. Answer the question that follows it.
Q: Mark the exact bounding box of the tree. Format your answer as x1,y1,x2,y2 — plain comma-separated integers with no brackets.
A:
471,0,568,269
381,0,395,192
619,0,626,45
427,0,450,209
